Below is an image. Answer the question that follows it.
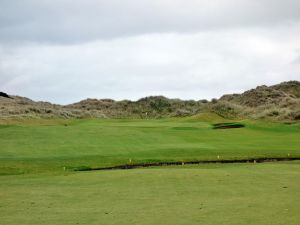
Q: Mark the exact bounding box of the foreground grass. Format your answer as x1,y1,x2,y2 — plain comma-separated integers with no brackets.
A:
1,116,299,224
1,162,300,225
0,116,300,174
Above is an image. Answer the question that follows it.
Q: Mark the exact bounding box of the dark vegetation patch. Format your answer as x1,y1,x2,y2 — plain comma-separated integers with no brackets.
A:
212,122,245,129
0,167,25,176
0,92,10,98
284,122,294,125
64,165,92,171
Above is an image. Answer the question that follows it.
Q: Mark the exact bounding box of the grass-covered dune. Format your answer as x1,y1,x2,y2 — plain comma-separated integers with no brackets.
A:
1,81,300,121
0,113,299,174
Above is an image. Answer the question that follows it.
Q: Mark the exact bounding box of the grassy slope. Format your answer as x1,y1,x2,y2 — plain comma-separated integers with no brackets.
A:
0,114,300,174
1,162,300,225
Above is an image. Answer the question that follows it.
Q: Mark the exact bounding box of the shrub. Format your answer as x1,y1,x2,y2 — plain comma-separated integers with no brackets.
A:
211,98,218,104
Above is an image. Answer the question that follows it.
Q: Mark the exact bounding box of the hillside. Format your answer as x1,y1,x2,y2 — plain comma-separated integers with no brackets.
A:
0,81,299,121
218,81,300,120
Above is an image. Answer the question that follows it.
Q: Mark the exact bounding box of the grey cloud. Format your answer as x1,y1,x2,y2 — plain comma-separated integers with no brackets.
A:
1,0,300,44
1,27,299,104
1,1,299,104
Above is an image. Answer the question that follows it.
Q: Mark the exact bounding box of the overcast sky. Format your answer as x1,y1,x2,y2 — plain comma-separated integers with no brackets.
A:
0,0,300,104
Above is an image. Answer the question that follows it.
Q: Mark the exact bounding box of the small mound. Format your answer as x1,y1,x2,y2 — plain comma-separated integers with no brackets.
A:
213,122,245,129
184,112,226,122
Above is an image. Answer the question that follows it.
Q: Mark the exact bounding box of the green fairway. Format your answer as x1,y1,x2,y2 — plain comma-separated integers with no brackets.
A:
0,116,300,174
1,116,300,224
1,162,300,225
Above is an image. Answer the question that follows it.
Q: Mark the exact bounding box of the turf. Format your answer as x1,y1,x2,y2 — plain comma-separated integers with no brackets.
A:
0,116,299,174
1,116,300,224
1,162,300,225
